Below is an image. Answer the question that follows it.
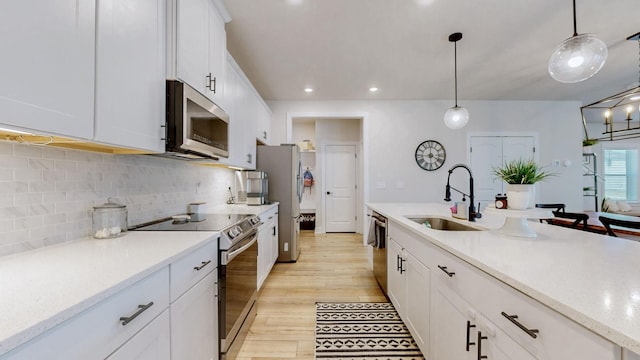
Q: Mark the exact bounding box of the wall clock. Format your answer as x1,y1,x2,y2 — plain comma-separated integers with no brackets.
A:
415,140,446,171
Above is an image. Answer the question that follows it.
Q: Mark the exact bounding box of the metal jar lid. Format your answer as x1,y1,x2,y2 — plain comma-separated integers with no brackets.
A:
93,198,126,210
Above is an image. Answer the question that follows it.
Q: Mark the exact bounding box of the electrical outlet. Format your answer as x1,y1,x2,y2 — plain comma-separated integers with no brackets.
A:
284,242,289,252
552,160,560,167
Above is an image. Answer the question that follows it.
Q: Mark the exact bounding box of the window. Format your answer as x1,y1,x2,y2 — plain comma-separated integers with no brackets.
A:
603,149,638,201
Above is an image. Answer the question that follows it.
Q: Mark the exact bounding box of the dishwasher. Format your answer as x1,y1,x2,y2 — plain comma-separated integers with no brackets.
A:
369,211,388,295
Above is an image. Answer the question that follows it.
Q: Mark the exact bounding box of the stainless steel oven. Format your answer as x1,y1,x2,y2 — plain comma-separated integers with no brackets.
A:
218,229,258,359
130,213,261,360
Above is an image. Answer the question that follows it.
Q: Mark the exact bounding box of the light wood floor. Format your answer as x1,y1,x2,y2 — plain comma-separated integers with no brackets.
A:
236,231,387,359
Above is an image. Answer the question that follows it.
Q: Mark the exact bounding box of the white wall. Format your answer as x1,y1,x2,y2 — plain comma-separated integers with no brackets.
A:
268,100,585,215
0,141,234,257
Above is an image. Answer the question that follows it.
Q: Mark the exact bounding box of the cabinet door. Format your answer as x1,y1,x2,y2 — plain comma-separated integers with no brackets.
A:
207,4,226,104
256,101,271,145
257,224,269,289
387,238,405,318
176,0,209,95
0,0,95,139
170,270,217,360
405,252,430,351
95,0,165,152
236,76,257,169
107,310,170,360
270,212,279,264
430,281,474,360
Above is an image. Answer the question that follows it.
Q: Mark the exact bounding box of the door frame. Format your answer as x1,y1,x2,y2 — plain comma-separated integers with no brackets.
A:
322,142,359,233
286,111,369,238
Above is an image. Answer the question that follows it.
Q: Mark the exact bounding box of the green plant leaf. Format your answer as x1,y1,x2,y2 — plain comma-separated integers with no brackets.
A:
493,158,555,184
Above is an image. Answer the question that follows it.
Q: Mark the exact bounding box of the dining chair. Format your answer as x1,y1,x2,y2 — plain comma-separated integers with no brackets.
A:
598,216,640,237
552,211,589,230
535,203,566,223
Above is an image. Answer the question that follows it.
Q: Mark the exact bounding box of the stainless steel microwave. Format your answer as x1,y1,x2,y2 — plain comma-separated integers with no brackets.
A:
165,80,229,160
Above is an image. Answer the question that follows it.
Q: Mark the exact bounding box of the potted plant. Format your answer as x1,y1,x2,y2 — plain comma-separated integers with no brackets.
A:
493,159,555,209
582,138,598,153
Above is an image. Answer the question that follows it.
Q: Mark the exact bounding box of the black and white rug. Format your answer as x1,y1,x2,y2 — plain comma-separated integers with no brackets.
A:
315,302,425,360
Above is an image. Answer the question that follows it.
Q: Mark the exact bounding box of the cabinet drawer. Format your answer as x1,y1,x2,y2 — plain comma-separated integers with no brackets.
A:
429,245,619,360
170,240,217,302
2,267,170,360
473,268,619,360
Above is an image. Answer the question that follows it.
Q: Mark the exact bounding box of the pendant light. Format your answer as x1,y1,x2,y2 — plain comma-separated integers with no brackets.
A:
548,0,607,83
444,32,469,130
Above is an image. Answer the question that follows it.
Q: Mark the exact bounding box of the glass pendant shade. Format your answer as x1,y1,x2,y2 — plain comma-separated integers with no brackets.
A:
548,33,608,83
444,106,469,130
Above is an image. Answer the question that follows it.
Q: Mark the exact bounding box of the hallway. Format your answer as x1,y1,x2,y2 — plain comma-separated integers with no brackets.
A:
236,231,387,359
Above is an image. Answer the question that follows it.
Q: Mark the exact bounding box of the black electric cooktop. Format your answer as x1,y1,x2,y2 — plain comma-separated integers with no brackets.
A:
131,213,252,231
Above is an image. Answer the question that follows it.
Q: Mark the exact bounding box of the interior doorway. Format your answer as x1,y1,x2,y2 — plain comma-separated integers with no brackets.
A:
288,113,367,237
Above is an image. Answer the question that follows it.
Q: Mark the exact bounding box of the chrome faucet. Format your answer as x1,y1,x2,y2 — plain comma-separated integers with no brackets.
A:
444,164,480,222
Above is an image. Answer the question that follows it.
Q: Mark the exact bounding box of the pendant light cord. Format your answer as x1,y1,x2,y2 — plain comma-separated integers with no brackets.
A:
572,0,578,37
454,40,458,107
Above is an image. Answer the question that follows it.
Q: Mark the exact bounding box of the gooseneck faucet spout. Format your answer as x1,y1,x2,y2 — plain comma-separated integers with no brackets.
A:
444,164,479,222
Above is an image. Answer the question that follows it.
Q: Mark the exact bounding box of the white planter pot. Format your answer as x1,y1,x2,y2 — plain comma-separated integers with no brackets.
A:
506,184,535,210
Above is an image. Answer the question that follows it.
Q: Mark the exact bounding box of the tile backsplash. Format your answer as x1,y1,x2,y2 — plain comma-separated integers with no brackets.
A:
0,141,234,257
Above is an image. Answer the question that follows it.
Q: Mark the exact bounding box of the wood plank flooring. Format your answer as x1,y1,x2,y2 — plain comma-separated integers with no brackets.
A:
236,231,387,359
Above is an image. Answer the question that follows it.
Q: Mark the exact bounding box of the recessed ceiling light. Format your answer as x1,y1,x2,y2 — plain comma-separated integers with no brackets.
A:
630,95,640,101
369,87,379,92
304,88,313,93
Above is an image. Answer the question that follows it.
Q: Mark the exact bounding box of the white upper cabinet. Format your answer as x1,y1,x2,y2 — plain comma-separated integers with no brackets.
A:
220,54,258,169
256,99,272,145
95,0,166,152
0,0,95,139
172,0,228,105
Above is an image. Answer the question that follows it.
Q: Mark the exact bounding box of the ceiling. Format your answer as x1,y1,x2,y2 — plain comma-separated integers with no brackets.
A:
222,0,640,109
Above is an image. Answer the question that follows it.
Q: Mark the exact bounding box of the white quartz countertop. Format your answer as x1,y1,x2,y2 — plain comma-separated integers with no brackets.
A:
0,231,218,356
367,202,640,355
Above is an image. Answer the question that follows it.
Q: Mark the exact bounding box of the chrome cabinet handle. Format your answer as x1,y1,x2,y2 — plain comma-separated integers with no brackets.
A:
477,331,488,360
194,260,211,271
438,265,455,277
466,320,476,351
501,312,539,338
120,302,154,326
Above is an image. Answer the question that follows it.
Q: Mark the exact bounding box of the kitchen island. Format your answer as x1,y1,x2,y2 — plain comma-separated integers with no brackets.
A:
368,202,640,358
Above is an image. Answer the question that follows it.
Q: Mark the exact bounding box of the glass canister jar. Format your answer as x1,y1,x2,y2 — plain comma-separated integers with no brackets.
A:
92,199,128,239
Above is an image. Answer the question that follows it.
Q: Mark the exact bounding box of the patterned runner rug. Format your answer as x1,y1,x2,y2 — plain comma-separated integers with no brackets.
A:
315,302,425,359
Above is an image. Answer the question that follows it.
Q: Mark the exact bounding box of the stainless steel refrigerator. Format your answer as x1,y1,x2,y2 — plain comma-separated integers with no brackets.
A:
257,144,303,262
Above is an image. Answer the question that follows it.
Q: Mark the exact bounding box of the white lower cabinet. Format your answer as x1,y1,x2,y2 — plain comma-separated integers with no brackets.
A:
431,277,535,360
386,236,430,352
0,267,170,360
0,239,219,360
107,309,170,360
170,270,217,360
385,218,623,360
258,207,279,289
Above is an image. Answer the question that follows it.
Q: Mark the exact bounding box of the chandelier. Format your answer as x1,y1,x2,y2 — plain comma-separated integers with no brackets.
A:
581,32,640,141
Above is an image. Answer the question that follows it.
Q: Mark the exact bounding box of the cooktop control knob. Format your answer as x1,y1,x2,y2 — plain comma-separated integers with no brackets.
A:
229,226,242,239
249,217,260,226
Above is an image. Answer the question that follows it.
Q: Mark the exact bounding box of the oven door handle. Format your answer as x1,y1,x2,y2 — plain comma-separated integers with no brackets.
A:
224,235,258,264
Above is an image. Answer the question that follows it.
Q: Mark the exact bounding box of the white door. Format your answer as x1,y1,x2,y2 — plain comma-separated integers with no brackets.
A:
470,136,535,208
324,144,357,232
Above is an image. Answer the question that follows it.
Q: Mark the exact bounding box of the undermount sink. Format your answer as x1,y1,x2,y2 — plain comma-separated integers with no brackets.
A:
405,216,482,231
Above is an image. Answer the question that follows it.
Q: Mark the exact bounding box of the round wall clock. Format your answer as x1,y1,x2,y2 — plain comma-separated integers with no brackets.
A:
415,140,446,171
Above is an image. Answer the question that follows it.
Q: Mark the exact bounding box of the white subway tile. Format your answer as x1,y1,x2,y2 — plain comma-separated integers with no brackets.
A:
14,145,43,158
14,168,42,182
